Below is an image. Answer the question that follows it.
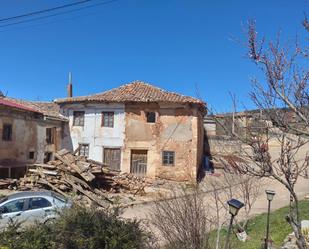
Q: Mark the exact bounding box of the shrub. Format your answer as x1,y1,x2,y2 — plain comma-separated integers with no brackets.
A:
0,206,154,249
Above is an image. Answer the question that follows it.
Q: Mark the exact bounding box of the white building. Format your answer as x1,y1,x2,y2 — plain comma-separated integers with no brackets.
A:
60,103,125,166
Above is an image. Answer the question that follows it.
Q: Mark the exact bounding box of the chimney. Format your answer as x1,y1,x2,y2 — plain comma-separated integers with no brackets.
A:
67,72,73,98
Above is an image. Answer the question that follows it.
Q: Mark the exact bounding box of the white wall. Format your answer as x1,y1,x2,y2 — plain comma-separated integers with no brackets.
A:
60,103,125,162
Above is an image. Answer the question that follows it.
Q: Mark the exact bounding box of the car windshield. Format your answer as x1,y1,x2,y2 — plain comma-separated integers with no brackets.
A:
51,192,66,203
0,197,8,205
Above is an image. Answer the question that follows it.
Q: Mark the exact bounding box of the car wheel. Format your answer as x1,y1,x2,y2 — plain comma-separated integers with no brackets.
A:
44,218,56,226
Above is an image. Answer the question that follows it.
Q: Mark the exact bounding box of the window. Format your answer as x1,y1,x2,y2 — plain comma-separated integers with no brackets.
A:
73,111,85,126
102,112,114,127
146,112,156,123
29,151,35,160
78,143,89,157
2,124,12,141
162,151,175,166
28,197,51,210
46,128,55,144
0,199,25,214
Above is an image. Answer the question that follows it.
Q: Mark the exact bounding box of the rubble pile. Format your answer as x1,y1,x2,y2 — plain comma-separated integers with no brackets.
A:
0,149,150,207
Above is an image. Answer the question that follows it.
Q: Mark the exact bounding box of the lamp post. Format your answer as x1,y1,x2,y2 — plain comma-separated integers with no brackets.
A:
224,198,244,249
264,190,276,249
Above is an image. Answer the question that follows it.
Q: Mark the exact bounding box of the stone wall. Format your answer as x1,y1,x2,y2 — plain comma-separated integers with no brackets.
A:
122,102,204,181
205,135,242,155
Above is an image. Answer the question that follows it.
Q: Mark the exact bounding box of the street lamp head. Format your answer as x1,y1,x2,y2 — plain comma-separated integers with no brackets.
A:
227,198,244,216
265,190,276,201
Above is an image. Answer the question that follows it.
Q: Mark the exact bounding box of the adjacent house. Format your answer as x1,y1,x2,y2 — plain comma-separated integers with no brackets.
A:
0,95,68,178
56,81,205,181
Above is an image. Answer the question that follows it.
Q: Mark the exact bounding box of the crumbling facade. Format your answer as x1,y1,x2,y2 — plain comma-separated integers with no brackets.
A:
0,97,67,178
57,81,205,181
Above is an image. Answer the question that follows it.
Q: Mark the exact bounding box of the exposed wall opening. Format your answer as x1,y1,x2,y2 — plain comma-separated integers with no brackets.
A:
2,123,12,141
146,112,156,123
44,152,53,163
29,151,35,160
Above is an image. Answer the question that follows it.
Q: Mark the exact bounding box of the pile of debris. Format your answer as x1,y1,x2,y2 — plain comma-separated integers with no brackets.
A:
0,149,150,207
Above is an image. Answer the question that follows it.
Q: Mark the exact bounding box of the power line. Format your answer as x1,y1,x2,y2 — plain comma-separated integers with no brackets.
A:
0,0,92,23
0,7,100,33
0,0,118,29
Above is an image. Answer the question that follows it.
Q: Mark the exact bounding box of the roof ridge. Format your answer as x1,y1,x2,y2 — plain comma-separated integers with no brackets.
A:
55,80,204,105
95,80,200,99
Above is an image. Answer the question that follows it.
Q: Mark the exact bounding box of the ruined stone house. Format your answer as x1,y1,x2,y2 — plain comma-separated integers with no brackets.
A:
56,81,205,181
0,96,67,178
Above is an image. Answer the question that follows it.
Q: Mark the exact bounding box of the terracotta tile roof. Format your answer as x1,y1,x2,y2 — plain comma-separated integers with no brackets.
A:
55,81,204,105
29,102,68,121
1,97,68,121
0,98,42,114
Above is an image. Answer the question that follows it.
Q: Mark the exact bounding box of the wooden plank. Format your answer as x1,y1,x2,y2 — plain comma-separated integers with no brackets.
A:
57,149,71,156
86,159,107,167
37,179,70,199
76,161,91,172
30,163,57,169
28,169,58,176
65,174,90,190
63,176,111,207
55,153,95,182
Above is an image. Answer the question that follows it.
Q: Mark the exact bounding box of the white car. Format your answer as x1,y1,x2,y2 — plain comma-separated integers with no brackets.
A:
0,190,71,229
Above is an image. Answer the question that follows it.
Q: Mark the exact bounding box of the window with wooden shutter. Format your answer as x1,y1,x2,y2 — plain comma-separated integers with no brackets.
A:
46,127,55,144
101,112,114,127
73,111,85,126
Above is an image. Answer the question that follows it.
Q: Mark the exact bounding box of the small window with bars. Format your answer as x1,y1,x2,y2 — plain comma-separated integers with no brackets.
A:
162,151,175,166
78,143,89,157
73,111,85,126
101,112,114,127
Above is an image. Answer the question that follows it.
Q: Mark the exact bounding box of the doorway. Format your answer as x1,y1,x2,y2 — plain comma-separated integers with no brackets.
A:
130,150,147,176
103,148,121,171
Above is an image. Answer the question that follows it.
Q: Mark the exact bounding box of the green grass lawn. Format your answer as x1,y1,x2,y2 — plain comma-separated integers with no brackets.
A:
210,200,309,249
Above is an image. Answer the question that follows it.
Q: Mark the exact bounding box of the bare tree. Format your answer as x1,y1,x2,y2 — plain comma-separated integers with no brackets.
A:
207,179,229,249
213,18,309,249
207,172,261,245
151,187,213,249
246,18,309,249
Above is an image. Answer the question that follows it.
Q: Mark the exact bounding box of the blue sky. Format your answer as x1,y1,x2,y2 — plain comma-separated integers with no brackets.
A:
0,0,308,112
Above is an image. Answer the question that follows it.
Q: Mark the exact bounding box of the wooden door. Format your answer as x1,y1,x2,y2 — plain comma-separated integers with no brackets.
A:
130,150,147,176
104,148,121,171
